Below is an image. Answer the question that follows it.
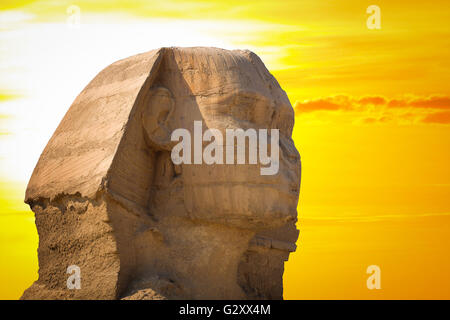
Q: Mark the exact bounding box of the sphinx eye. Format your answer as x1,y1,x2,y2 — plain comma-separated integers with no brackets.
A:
233,94,258,108
230,94,259,121
270,108,276,123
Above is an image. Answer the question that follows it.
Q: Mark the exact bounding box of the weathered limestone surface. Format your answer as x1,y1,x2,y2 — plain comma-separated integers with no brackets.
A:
21,47,301,300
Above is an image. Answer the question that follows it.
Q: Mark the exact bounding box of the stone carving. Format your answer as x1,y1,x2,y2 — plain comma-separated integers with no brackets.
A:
21,47,301,300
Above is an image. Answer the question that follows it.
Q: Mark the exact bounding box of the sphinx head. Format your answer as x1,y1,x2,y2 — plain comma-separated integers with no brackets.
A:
141,47,301,230
23,47,301,300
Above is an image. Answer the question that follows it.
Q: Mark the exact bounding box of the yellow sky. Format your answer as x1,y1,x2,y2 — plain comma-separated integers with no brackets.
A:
0,0,449,299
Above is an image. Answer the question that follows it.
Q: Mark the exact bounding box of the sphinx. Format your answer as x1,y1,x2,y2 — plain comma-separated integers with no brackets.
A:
21,47,301,300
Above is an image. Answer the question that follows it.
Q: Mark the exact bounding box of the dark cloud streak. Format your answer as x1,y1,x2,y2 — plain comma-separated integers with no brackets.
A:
294,94,450,125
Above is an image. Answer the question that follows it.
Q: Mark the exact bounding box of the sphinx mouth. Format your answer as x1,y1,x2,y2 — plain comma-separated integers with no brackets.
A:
249,235,297,252
187,181,297,189
187,181,299,200
192,179,299,187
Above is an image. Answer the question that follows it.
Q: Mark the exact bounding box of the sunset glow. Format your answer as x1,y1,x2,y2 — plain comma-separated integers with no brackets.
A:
1,0,449,299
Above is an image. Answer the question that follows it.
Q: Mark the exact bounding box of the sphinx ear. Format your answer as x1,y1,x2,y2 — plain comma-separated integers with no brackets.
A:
142,86,175,151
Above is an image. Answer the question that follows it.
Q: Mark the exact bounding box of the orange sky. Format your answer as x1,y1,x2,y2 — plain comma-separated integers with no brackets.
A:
0,0,449,299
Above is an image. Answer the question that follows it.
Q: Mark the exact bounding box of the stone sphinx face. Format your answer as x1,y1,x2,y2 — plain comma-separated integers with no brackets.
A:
144,48,301,230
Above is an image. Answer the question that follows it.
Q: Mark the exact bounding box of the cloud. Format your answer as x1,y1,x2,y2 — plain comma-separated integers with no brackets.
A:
387,99,406,108
361,117,376,124
358,96,386,105
409,96,450,109
294,94,450,125
421,111,450,124
294,98,347,113
294,95,388,114
387,96,450,109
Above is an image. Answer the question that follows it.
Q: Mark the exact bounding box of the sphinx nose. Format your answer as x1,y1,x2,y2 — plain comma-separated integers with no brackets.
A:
279,135,301,186
279,134,298,159
280,136,301,166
